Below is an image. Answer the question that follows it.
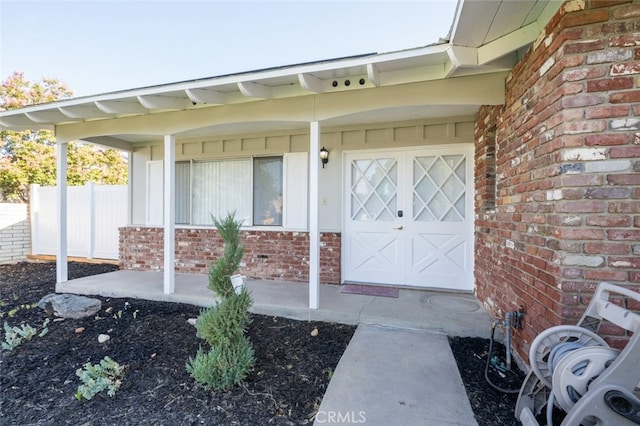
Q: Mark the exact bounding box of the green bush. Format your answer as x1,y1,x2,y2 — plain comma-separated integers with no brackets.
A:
187,212,254,390
195,290,252,347
76,356,124,401
208,213,245,298
186,334,254,390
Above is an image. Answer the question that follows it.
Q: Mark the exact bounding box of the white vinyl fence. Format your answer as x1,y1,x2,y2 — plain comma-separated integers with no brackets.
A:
30,183,128,260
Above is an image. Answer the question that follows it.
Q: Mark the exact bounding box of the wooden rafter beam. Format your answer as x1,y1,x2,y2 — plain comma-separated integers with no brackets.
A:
59,104,113,119
298,73,324,93
95,100,149,115
137,95,191,110
367,63,380,87
185,88,229,105
237,81,273,99
25,110,71,123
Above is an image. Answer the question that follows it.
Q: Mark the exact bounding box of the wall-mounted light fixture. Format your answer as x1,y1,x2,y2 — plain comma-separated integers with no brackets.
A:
319,146,329,168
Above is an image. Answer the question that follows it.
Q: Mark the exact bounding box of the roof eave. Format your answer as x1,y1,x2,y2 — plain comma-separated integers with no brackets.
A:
1,44,450,118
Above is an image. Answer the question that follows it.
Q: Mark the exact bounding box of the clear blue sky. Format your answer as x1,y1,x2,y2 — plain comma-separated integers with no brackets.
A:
1,0,458,97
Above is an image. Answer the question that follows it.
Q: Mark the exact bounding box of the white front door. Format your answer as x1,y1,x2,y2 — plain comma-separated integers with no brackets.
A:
343,146,474,291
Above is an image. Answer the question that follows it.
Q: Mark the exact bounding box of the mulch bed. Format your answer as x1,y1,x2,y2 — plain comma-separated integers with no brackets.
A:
449,336,526,425
1,261,527,425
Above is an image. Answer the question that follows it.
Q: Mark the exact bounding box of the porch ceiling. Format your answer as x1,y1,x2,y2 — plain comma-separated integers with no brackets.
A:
0,0,562,149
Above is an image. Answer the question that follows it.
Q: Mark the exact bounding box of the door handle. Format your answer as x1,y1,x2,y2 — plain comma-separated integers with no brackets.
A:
394,226,404,230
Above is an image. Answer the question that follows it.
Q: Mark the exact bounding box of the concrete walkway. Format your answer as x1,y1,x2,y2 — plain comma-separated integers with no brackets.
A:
316,324,478,426
59,270,492,425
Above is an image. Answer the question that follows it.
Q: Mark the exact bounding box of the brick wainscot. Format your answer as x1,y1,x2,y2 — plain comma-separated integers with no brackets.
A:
119,227,341,284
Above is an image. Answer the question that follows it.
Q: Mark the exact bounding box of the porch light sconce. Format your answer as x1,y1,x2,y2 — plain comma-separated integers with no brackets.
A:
320,146,329,168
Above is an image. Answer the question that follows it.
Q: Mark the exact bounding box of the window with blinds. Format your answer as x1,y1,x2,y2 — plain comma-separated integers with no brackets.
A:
149,154,307,229
176,156,283,226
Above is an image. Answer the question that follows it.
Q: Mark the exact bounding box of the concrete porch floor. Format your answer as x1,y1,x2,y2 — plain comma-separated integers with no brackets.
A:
58,269,492,338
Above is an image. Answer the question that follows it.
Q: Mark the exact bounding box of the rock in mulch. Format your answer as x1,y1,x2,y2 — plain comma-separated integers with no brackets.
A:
38,293,102,319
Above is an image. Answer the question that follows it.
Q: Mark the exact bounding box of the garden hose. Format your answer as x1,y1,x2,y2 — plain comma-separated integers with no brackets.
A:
485,322,521,394
544,341,588,426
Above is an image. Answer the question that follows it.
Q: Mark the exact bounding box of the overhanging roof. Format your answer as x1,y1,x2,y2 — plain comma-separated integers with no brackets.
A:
1,46,454,130
450,0,562,64
0,0,562,137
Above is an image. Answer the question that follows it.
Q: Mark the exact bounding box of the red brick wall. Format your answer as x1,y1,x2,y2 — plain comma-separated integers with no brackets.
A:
119,227,341,284
475,0,640,362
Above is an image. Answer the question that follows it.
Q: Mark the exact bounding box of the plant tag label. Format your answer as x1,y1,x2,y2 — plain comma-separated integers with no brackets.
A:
230,274,244,295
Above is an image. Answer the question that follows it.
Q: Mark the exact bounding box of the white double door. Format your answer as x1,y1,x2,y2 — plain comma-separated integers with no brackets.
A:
343,146,474,291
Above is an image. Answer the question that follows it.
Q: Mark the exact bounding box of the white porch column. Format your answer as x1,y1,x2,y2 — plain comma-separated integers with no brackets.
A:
126,152,133,225
163,134,176,294
309,121,320,309
56,141,68,285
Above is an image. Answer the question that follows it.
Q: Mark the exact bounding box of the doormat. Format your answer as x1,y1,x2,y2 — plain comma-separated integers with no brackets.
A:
340,284,399,298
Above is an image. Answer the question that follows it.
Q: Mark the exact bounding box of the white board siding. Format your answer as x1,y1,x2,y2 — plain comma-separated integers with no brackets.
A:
283,152,308,230
146,160,164,226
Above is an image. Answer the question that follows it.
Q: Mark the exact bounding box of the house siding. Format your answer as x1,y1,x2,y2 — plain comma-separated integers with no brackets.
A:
129,117,475,230
119,227,341,284
475,0,640,364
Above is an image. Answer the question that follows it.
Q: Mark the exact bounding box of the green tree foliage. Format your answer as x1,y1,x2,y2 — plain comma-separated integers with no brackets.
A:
187,213,255,390
186,335,254,390
208,214,245,298
0,71,128,202
1,71,70,109
195,289,252,348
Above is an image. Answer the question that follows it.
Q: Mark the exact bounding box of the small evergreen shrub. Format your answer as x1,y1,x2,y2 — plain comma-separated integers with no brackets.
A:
186,334,254,390
195,290,252,347
186,212,255,390
75,356,124,401
208,214,245,298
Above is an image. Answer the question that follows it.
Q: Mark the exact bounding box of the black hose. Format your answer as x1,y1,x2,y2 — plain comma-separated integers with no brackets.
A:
485,322,521,394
